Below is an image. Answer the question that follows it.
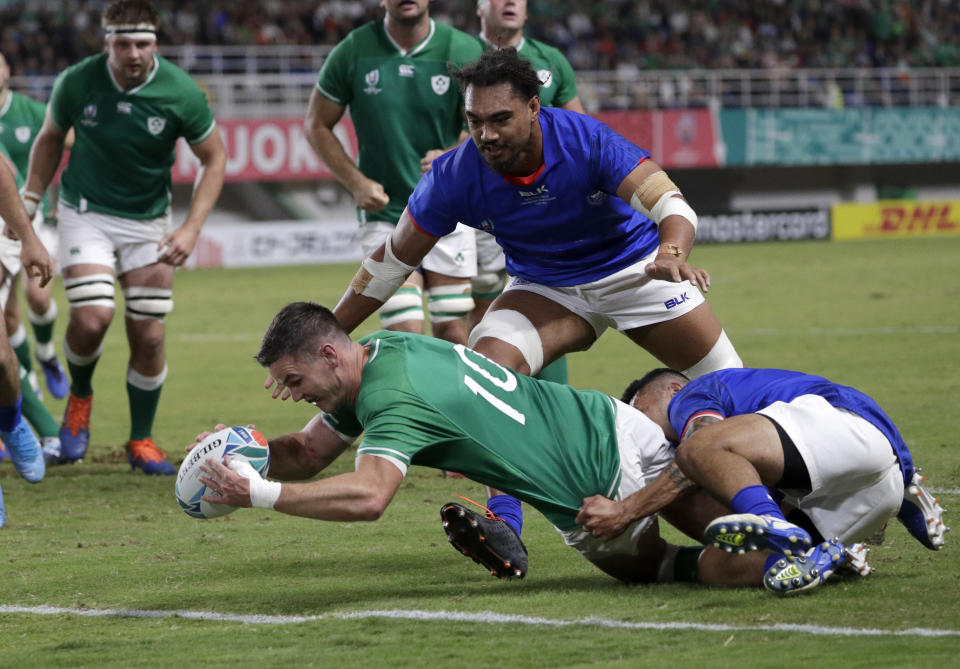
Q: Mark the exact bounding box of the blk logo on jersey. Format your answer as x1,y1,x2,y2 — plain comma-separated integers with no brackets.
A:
398,63,414,77
431,75,450,95
364,69,381,95
517,184,554,206
664,292,690,309
14,126,31,143
146,117,166,135
537,69,554,88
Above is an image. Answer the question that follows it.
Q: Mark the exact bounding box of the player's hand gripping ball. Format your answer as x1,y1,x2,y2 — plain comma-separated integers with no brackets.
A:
175,426,270,519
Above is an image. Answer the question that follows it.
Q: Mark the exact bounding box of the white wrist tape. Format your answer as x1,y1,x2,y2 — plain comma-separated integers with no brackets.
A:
630,191,698,232
21,190,41,219
351,236,417,302
229,459,282,509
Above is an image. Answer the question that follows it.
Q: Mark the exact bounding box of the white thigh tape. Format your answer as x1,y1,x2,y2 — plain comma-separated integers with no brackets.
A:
468,309,544,375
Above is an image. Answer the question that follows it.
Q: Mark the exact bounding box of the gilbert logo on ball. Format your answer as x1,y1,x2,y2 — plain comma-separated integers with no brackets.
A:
175,426,270,519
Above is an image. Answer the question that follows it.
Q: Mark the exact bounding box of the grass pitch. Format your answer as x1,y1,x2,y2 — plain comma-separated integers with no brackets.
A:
1,237,958,667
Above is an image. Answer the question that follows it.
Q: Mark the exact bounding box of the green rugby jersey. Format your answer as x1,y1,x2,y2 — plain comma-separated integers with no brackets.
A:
0,90,52,214
479,34,579,108
324,331,621,531
316,20,483,225
49,53,216,220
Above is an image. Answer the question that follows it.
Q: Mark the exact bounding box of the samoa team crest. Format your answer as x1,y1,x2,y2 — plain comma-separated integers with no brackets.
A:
15,126,31,143
431,75,450,95
146,116,166,135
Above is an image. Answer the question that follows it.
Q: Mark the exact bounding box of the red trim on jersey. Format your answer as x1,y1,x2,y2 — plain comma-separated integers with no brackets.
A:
407,213,440,239
502,162,546,186
680,411,725,440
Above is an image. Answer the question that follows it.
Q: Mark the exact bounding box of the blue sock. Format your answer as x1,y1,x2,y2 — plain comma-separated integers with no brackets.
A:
487,494,523,537
730,484,785,520
0,394,23,433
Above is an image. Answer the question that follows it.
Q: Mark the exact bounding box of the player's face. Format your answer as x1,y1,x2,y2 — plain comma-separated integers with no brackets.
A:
465,82,540,174
269,352,345,412
479,0,527,32
105,35,158,88
381,0,429,25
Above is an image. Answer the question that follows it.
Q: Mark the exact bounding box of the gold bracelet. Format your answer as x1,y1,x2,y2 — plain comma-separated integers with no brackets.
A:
661,243,684,258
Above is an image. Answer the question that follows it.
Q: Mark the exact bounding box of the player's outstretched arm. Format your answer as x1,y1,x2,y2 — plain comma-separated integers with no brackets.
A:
159,130,226,266
333,208,438,333
616,160,710,292
305,89,389,212
22,112,67,220
199,452,403,521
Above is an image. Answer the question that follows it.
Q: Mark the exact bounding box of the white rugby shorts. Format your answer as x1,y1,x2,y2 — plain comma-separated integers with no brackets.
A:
59,205,171,275
759,394,904,544
475,229,506,274
359,221,477,279
559,399,675,563
503,247,705,337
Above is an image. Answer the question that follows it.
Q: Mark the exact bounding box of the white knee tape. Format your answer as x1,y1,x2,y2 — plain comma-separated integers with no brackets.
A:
681,329,742,379
427,284,474,323
471,271,507,299
378,284,424,327
124,286,174,321
468,309,544,375
64,273,116,309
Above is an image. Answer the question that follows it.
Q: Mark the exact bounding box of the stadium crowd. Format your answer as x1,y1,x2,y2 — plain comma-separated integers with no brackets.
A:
2,0,960,77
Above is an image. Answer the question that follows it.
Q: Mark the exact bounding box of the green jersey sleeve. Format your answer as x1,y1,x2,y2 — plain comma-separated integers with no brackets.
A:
316,36,355,107
48,69,75,132
179,85,217,145
550,47,579,107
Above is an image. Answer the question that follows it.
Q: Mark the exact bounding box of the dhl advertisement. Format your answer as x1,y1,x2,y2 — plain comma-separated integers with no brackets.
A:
832,200,960,240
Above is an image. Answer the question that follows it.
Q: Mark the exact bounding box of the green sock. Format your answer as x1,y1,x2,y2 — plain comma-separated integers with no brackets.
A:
67,358,100,398
18,368,59,438
535,355,569,385
673,546,704,583
29,303,57,356
10,325,33,374
127,382,163,441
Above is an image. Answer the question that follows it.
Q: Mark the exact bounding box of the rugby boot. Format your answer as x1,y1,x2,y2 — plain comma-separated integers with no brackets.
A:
897,470,947,550
763,539,846,596
441,502,527,579
59,392,92,462
1,419,45,483
705,513,812,556
37,355,69,399
127,438,175,475
41,437,62,466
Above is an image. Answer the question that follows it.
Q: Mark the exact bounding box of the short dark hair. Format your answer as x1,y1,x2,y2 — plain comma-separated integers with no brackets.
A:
102,0,160,28
256,302,348,367
452,47,541,101
620,368,688,404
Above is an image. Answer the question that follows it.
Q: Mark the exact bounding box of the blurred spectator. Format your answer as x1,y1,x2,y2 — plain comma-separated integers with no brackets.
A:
1,0,959,77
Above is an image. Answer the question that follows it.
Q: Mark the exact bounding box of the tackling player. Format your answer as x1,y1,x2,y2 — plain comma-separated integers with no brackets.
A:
576,367,948,593
22,0,226,474
305,0,483,345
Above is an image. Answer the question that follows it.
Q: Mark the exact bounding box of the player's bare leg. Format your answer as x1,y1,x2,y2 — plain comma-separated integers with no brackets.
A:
625,301,724,372
422,270,471,346
119,262,175,475
60,263,115,462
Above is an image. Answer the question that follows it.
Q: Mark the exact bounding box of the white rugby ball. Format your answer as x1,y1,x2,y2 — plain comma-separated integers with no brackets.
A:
175,426,271,519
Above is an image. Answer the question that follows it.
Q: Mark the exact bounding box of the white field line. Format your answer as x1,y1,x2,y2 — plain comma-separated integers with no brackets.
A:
1,605,958,638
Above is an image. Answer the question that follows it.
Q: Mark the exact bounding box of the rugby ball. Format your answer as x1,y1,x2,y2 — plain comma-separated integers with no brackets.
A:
175,426,271,519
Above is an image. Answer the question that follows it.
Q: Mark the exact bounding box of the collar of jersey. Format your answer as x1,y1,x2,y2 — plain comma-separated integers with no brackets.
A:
105,53,161,95
479,32,525,52
382,18,436,57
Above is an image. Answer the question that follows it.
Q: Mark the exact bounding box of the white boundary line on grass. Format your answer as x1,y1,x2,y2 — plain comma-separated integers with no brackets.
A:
2,605,958,638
